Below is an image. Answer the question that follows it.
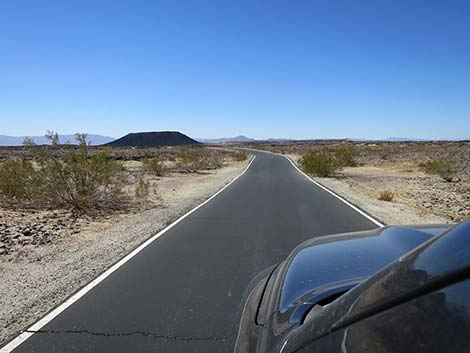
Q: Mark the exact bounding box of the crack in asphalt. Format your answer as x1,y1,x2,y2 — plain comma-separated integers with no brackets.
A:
25,329,226,342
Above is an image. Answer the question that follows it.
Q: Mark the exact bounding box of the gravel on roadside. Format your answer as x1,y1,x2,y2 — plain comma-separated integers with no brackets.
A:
314,177,450,225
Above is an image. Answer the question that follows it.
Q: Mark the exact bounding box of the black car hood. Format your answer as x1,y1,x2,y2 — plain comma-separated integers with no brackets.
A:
280,225,446,323
282,220,470,353
234,223,451,353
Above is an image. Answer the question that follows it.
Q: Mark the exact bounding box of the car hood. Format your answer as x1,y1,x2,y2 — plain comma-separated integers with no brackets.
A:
279,225,448,323
280,225,447,323
234,224,450,353
282,220,470,353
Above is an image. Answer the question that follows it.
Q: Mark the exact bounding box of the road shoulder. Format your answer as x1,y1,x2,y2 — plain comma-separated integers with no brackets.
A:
0,158,251,346
285,154,450,226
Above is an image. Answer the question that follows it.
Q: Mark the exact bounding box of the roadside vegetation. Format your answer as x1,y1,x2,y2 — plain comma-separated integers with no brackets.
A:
232,151,248,161
331,145,357,167
378,147,390,160
377,191,394,202
419,158,457,182
299,145,358,177
0,132,126,214
134,178,151,202
175,147,223,172
176,147,207,172
299,150,339,177
0,133,248,216
142,157,166,176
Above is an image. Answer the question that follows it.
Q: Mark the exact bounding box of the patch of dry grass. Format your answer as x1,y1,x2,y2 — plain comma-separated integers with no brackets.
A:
377,191,394,201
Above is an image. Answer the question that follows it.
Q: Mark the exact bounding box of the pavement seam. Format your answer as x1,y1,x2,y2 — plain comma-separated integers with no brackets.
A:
24,329,226,342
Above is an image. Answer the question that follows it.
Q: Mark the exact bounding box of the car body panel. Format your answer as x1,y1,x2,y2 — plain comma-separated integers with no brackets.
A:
280,226,443,315
285,220,470,353
294,279,470,353
235,223,456,353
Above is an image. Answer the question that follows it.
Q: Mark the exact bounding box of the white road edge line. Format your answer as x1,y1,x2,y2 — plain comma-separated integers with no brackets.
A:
0,156,256,353
243,148,384,227
284,156,385,227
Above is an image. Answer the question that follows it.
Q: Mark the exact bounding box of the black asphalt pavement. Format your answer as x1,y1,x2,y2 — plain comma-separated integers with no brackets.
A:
10,150,377,353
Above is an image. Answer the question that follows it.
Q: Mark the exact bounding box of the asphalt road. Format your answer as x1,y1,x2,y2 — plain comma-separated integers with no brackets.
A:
8,150,378,353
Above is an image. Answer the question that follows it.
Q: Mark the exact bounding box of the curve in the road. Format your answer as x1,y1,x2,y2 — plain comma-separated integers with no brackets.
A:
2,150,380,353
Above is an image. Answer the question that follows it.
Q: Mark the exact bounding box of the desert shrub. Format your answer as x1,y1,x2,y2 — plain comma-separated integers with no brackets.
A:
299,150,339,177
378,147,390,160
205,153,223,169
0,158,39,200
176,148,208,172
0,132,127,213
419,158,456,182
332,146,357,167
233,151,248,162
378,191,394,201
37,133,126,212
142,158,166,176
135,178,150,201
174,148,227,172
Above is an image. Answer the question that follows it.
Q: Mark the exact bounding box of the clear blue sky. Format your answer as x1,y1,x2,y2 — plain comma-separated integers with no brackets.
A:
1,0,469,139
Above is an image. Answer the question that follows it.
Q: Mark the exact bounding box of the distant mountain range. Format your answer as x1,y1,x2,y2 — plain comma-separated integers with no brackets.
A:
1,133,464,147
196,135,255,143
194,135,466,143
0,134,115,146
350,137,467,142
381,137,427,142
195,136,450,143
105,131,200,147
265,138,292,142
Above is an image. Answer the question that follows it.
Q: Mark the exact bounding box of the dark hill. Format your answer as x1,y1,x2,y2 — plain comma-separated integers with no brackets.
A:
105,131,201,147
